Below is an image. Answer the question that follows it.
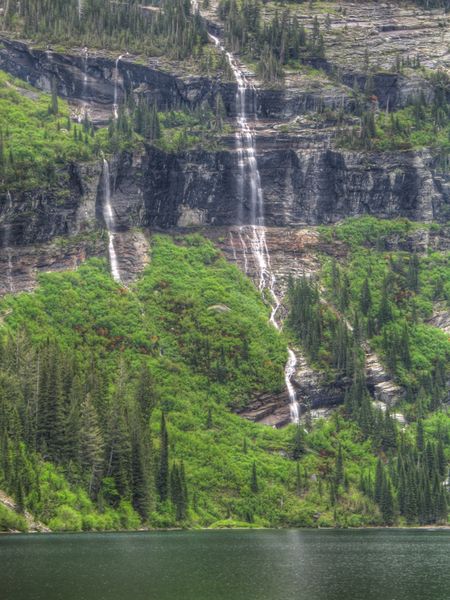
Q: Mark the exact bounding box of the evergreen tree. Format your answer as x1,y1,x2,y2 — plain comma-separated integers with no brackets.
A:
157,413,169,502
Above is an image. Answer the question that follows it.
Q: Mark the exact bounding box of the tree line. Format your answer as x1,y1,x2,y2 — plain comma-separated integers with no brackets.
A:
217,0,326,82
4,0,208,60
0,332,189,524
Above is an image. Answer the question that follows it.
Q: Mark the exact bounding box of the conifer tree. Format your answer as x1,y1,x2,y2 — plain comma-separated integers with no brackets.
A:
157,413,169,502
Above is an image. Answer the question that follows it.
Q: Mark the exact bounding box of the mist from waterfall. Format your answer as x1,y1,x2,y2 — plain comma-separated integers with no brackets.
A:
102,159,121,282
208,34,300,424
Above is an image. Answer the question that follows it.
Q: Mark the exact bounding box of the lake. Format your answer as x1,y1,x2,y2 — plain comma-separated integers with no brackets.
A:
1,529,449,600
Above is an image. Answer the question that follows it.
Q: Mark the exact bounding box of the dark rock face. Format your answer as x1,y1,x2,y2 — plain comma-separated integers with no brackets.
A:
0,162,100,247
138,145,448,228
0,37,423,122
0,38,227,115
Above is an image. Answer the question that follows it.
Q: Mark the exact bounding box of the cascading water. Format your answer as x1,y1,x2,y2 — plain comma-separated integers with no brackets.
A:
208,34,300,424
285,349,299,423
113,55,125,119
102,159,121,282
79,47,89,121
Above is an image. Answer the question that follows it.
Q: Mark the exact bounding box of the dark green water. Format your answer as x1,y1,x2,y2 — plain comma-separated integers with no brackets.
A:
1,529,449,600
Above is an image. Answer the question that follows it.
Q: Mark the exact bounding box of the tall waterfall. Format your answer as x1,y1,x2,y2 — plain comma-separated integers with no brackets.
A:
102,159,121,282
80,47,89,120
113,55,125,119
208,34,300,424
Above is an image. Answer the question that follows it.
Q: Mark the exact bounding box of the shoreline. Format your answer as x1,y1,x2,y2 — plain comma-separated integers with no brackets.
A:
2,524,450,536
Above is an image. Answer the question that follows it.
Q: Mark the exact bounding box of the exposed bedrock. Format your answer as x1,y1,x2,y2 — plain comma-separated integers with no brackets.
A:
0,37,433,121
2,141,450,256
140,145,450,228
0,162,100,247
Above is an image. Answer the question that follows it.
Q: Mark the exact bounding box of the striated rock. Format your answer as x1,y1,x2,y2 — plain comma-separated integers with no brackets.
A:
237,390,292,428
0,234,107,296
137,145,450,228
294,353,348,411
428,303,450,335
366,351,404,406
0,161,100,247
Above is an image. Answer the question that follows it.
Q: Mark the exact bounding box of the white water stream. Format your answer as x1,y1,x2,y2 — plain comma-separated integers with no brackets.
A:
113,55,126,119
208,34,300,423
102,159,121,282
79,47,89,121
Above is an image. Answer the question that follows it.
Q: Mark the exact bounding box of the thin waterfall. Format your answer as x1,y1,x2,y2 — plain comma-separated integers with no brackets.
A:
113,54,125,119
80,47,89,121
237,228,249,274
102,159,121,282
285,349,299,422
208,33,300,424
229,231,238,262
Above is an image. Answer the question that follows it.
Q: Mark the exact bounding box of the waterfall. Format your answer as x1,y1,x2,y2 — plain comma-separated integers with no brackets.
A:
78,0,83,20
285,349,300,423
229,231,238,262
113,55,125,119
102,159,121,282
80,47,89,121
208,34,300,423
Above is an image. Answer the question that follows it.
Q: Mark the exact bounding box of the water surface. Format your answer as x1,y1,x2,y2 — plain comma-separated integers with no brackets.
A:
1,529,449,600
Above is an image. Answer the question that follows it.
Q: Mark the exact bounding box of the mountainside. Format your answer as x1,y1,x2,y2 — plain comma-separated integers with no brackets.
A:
0,0,449,531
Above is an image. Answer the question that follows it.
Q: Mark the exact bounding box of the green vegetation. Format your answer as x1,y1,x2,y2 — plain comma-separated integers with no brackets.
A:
0,503,28,532
0,230,448,530
0,70,97,192
0,69,145,193
286,217,450,526
338,70,450,154
0,69,231,193
218,1,326,82
321,217,450,400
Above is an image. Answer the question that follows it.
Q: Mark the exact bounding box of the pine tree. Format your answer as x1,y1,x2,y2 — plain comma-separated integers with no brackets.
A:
380,476,395,524
157,413,169,502
416,419,424,453
135,363,157,423
79,394,104,498
292,425,305,460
